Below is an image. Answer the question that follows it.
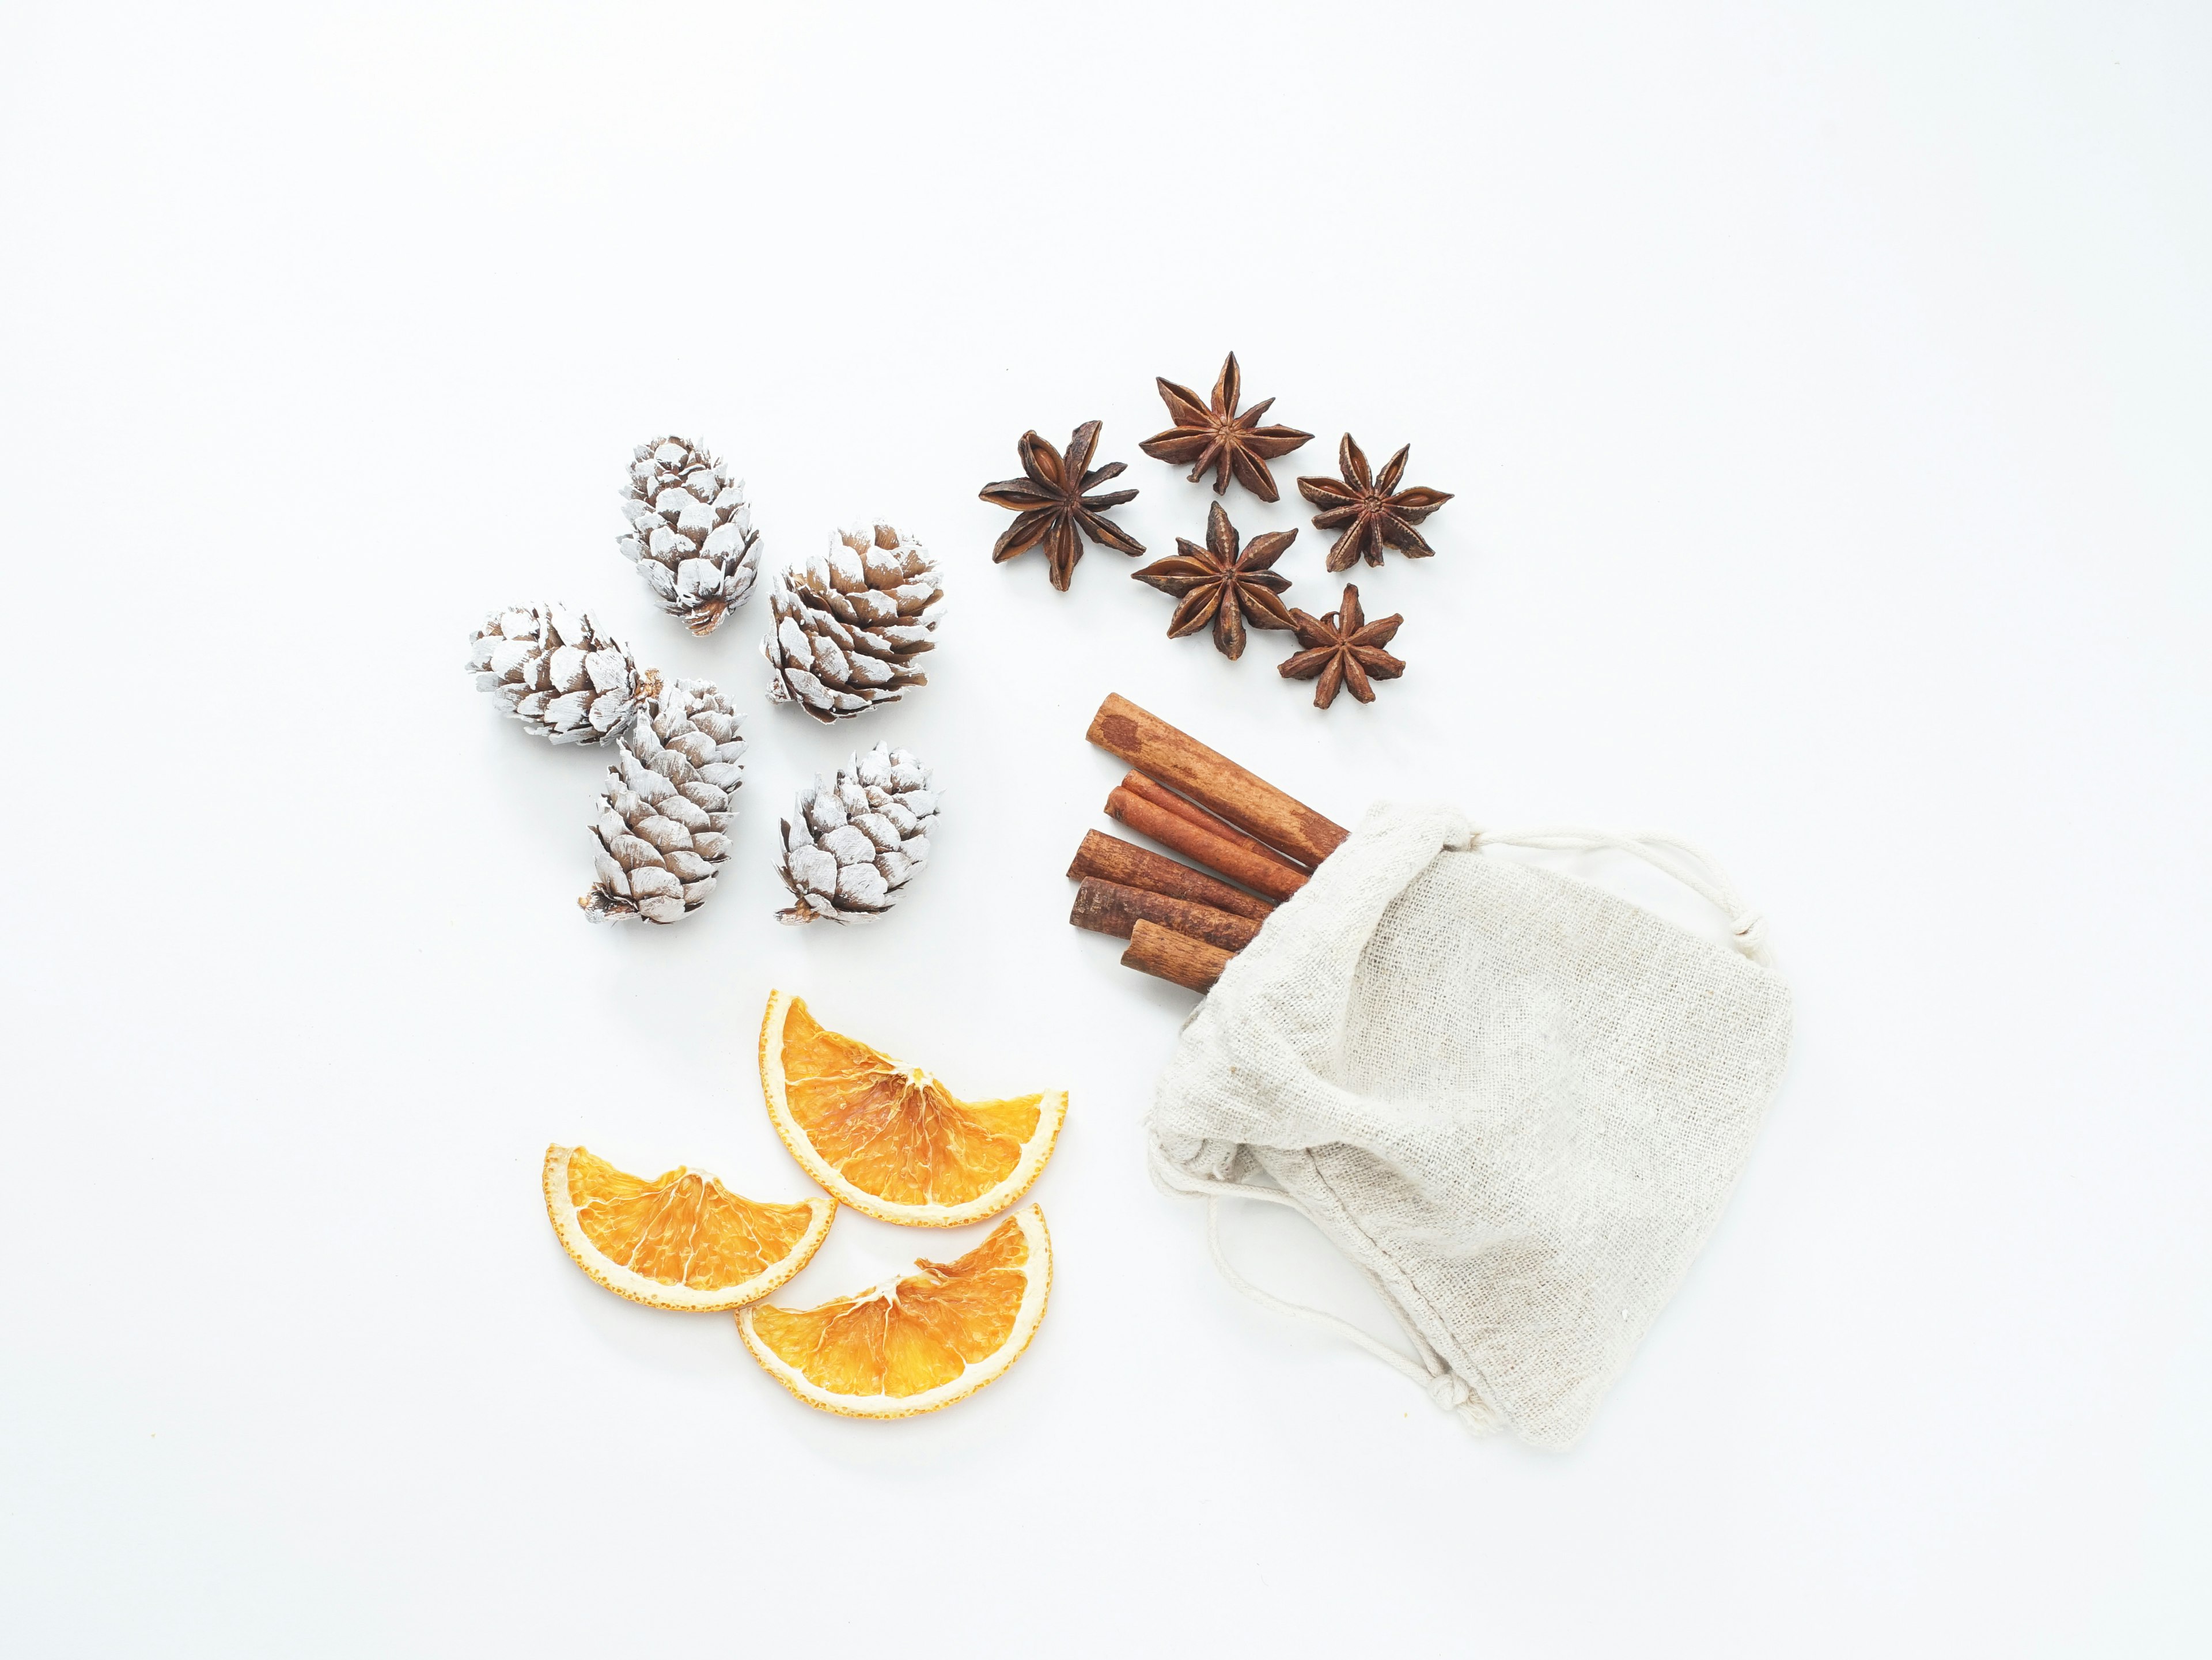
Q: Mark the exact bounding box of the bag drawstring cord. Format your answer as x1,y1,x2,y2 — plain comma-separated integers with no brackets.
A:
1470,826,1775,966
1191,1180,1483,1420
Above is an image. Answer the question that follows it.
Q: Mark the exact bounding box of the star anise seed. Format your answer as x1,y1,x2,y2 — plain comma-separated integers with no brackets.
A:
1277,583,1405,709
1130,501,1298,661
1138,351,1313,504
1296,434,1454,572
980,420,1145,591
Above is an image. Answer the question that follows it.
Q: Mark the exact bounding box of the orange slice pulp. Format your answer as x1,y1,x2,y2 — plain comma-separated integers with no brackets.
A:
758,990,1066,1226
737,1204,1050,1416
543,1145,834,1312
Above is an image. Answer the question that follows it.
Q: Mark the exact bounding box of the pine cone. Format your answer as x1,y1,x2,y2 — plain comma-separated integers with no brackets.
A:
618,436,762,635
762,524,942,723
777,743,938,925
581,681,746,925
467,604,656,746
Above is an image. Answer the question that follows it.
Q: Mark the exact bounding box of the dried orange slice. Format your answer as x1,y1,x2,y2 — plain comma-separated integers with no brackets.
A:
737,1204,1050,1417
759,990,1066,1227
543,1145,834,1312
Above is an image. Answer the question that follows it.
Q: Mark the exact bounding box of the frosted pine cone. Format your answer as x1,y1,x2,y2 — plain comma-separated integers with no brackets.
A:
762,523,942,723
777,744,937,924
619,436,762,635
581,680,746,925
467,604,655,746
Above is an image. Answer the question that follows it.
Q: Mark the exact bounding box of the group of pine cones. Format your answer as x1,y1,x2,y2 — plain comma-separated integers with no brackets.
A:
981,353,1449,709
467,438,942,928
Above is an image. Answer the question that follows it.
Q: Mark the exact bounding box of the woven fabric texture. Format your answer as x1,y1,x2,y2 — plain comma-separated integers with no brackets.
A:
1149,801,1794,1447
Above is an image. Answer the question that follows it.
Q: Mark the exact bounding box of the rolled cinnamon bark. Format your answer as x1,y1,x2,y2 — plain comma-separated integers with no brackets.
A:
1087,693,1348,869
1070,877,1263,954
1118,772,1308,874
1066,830,1276,922
1122,920,1232,994
1105,787,1307,903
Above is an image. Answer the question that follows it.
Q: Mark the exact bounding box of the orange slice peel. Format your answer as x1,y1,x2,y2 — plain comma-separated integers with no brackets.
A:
737,1204,1051,1417
544,1144,835,1313
759,990,1067,1227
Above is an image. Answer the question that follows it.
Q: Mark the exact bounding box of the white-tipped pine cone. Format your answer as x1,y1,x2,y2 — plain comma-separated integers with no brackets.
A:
619,436,762,636
762,523,942,723
581,680,747,925
777,743,937,925
467,604,655,746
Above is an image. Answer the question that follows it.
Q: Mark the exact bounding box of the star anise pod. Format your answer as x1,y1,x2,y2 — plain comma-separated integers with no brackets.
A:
1278,583,1405,709
1296,434,1454,572
980,420,1145,591
1130,501,1297,661
1138,352,1312,503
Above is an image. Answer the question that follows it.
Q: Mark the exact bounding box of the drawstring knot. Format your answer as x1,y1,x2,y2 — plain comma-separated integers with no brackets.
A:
1425,1370,1473,1411
1730,910,1773,966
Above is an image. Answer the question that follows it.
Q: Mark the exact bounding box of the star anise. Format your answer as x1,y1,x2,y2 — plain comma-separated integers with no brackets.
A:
1138,352,1312,503
980,420,1145,591
1130,501,1298,660
1278,583,1405,709
1295,434,1454,572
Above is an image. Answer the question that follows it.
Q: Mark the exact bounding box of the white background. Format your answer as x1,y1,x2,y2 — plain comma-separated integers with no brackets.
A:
3,3,2206,1655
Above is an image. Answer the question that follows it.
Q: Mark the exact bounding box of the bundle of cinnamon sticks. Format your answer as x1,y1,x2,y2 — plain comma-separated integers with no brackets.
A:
1068,694,1347,993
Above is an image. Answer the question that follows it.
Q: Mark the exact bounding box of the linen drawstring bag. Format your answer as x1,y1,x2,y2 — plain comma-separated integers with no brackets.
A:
1148,801,1793,1447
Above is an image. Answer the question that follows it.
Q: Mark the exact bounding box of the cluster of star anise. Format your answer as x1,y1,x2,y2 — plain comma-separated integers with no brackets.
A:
979,352,1451,709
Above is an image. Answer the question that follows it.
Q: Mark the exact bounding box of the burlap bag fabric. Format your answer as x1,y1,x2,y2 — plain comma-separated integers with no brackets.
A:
1148,801,1793,1447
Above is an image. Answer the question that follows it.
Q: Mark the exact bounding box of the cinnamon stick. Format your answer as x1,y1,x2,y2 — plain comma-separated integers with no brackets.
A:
1118,772,1308,874
1070,877,1263,954
1122,920,1232,994
1105,787,1307,903
1066,830,1276,922
1087,693,1348,869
